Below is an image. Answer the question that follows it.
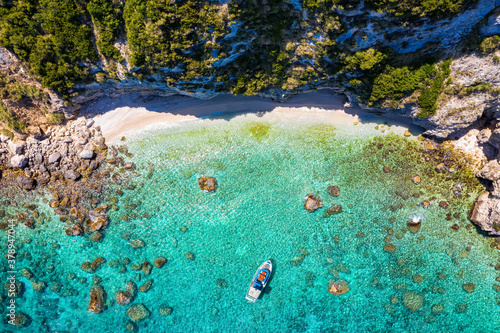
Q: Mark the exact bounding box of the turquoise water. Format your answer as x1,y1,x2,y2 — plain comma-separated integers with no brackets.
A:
1,113,499,332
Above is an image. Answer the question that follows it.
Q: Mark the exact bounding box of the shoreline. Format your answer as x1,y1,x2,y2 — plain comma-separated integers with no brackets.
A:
89,89,424,142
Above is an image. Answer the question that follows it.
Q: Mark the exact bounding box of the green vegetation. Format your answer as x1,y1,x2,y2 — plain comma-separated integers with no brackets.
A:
479,35,500,54
86,0,123,61
365,0,478,19
45,112,65,125
0,0,477,101
344,49,387,71
123,0,228,72
370,63,436,102
0,102,25,132
0,0,97,95
1,128,15,140
417,59,451,118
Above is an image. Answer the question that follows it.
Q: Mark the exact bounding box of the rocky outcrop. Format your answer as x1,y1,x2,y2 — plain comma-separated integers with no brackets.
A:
198,176,217,192
304,194,322,212
469,192,500,236
87,284,106,314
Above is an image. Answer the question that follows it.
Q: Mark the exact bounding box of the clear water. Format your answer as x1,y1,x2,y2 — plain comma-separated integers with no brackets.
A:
1,113,499,332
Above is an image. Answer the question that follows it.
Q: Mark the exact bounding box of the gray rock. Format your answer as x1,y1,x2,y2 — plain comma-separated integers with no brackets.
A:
79,149,94,159
86,119,95,128
64,170,81,181
48,153,61,164
11,155,28,168
8,141,24,155
16,175,36,190
0,134,9,142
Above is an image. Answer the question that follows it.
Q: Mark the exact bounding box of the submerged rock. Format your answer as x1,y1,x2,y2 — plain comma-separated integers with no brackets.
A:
462,283,475,293
128,239,145,249
7,311,32,327
407,220,422,233
324,204,342,216
383,244,396,253
304,194,322,212
159,306,173,316
32,281,46,293
454,303,468,313
327,185,340,197
198,176,217,192
87,284,106,313
327,279,350,295
153,257,167,268
115,291,132,305
141,261,153,275
126,281,138,299
126,304,151,322
402,291,424,311
139,279,153,293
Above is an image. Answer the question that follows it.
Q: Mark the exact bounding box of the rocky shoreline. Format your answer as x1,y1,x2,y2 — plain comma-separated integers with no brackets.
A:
0,116,138,240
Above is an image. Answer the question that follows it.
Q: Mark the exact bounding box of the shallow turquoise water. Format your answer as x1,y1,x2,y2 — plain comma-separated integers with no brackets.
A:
1,114,499,332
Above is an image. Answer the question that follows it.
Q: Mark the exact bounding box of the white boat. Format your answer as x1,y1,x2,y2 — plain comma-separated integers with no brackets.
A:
246,260,272,302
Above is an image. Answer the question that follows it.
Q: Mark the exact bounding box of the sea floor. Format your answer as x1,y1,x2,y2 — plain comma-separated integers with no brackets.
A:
1,112,499,332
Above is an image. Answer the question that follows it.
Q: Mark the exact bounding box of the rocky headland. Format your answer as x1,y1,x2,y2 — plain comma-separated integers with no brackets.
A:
0,116,139,240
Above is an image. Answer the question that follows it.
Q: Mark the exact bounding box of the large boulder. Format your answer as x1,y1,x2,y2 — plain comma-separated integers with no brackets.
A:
126,304,150,322
8,141,24,155
198,176,217,192
11,155,28,168
87,207,109,231
469,192,500,236
477,160,500,182
87,284,106,313
16,175,36,191
304,194,322,212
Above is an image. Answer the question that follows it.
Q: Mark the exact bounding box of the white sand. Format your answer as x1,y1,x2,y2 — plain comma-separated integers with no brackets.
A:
91,89,422,143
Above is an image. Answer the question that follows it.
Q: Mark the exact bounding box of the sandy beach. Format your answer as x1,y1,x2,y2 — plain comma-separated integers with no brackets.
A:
91,89,423,142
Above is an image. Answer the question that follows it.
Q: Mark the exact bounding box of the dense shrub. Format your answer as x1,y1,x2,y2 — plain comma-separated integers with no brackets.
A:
86,0,123,61
370,63,436,101
417,59,451,118
479,35,500,54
